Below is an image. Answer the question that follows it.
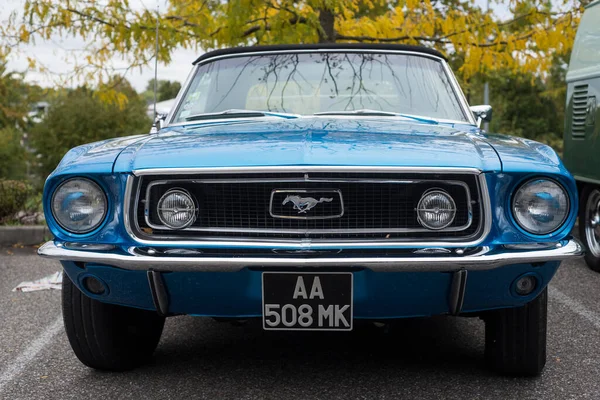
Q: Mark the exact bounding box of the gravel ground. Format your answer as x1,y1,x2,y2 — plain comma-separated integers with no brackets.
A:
0,245,598,399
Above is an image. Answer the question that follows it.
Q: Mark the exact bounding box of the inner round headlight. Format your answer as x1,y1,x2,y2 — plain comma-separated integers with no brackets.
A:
417,189,457,230
51,178,107,234
157,189,197,229
512,178,569,235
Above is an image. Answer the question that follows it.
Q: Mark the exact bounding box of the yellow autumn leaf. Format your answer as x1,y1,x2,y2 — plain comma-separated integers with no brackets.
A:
3,0,583,96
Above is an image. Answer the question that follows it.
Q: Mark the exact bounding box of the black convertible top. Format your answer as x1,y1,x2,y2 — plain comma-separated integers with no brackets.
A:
192,43,446,65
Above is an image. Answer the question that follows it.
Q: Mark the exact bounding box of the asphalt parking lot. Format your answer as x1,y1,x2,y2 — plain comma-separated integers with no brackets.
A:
1,246,599,399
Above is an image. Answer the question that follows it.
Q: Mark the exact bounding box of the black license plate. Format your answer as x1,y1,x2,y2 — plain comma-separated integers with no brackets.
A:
262,272,353,331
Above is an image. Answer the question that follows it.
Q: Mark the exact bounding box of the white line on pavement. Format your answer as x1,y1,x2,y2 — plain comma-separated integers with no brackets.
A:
0,316,63,393
549,286,600,329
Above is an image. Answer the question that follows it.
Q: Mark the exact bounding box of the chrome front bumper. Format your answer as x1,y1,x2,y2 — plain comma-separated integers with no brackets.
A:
37,239,584,273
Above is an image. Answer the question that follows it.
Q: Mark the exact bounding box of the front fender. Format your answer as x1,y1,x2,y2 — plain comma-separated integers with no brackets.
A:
50,135,149,177
483,133,568,175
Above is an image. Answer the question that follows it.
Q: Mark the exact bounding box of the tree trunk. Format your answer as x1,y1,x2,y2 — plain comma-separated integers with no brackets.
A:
318,8,335,43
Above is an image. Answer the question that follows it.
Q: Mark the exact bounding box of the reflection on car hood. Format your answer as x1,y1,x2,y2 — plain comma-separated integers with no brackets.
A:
113,118,502,172
482,133,567,174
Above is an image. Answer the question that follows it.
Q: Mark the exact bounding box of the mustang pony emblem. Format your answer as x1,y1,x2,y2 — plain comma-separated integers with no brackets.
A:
282,195,333,214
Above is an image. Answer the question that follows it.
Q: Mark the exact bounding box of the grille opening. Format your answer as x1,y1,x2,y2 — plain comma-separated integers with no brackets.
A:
132,172,485,242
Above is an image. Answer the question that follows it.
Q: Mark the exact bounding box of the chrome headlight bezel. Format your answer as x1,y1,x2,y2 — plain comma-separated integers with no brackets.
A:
511,178,570,236
50,178,108,234
156,188,198,230
416,188,457,230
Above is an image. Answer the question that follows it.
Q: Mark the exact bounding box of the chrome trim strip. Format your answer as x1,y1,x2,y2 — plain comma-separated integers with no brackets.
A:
124,170,491,248
165,49,476,128
194,49,446,67
139,227,466,235
141,176,473,233
148,177,421,184
124,174,139,243
38,238,584,273
164,64,198,129
166,115,300,129
441,61,477,125
165,115,473,130
310,114,469,125
133,166,482,176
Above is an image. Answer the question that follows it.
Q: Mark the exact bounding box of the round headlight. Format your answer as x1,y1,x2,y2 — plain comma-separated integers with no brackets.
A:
512,178,569,235
51,178,107,234
417,189,457,230
157,189,197,229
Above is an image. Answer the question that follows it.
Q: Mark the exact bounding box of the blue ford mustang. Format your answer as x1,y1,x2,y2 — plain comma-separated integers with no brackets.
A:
39,44,583,376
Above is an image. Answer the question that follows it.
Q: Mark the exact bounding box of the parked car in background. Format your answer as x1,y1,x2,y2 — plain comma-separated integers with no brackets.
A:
39,43,583,376
146,98,176,119
564,0,600,271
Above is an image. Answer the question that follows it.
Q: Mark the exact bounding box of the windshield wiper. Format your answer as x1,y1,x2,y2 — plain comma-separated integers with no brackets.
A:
314,109,439,124
185,109,299,121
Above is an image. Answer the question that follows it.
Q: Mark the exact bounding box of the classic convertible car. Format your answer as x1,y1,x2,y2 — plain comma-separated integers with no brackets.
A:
39,44,583,376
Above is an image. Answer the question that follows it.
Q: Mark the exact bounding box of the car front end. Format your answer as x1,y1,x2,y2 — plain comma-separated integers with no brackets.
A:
40,165,581,317
39,44,583,375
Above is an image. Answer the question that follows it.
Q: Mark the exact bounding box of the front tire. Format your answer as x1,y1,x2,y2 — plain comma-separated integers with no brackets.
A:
484,288,547,376
580,185,600,272
62,273,165,371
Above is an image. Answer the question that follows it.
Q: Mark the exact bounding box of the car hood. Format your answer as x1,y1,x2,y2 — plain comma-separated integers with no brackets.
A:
113,118,502,172
481,133,569,175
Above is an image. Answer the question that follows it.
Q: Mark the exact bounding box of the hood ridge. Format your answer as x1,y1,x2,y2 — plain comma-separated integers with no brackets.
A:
113,118,502,173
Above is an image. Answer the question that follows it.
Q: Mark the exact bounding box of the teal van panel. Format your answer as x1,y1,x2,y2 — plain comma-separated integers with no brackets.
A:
564,1,600,183
563,77,600,182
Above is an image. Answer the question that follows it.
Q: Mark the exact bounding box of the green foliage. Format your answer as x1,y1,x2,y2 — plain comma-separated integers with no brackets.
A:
0,180,30,221
467,61,567,154
143,79,182,103
29,78,151,179
24,191,43,214
0,57,29,131
488,73,561,139
0,127,28,180
9,0,583,92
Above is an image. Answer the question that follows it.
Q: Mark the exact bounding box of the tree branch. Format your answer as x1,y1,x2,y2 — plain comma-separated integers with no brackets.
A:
336,34,449,44
65,8,116,28
241,15,309,38
163,15,200,28
336,12,571,49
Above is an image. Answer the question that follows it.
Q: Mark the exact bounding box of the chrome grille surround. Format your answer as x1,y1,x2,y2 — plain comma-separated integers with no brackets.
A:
124,167,491,248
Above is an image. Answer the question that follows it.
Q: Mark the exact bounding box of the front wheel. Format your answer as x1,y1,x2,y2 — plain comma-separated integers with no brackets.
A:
62,273,165,371
580,185,600,272
484,288,547,376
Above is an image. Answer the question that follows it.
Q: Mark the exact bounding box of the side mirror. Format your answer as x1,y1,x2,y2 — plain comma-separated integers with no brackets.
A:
470,105,492,128
149,113,167,134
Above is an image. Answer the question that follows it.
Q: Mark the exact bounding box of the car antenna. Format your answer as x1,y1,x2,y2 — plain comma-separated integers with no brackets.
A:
151,3,160,133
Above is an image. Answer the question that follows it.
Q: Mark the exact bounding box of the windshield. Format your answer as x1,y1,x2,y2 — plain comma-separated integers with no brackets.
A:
568,4,600,78
172,52,468,123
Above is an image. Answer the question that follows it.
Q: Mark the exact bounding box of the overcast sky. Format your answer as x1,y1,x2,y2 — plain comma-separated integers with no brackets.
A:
2,0,509,93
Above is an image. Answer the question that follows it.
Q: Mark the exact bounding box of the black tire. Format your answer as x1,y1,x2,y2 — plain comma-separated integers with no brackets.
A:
484,288,547,376
579,184,600,272
62,273,165,371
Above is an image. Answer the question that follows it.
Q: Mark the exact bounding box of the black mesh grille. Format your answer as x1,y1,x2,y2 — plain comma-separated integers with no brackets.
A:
133,172,484,241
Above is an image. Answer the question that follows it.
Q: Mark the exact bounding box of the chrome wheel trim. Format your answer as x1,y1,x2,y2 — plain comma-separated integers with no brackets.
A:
585,189,600,258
